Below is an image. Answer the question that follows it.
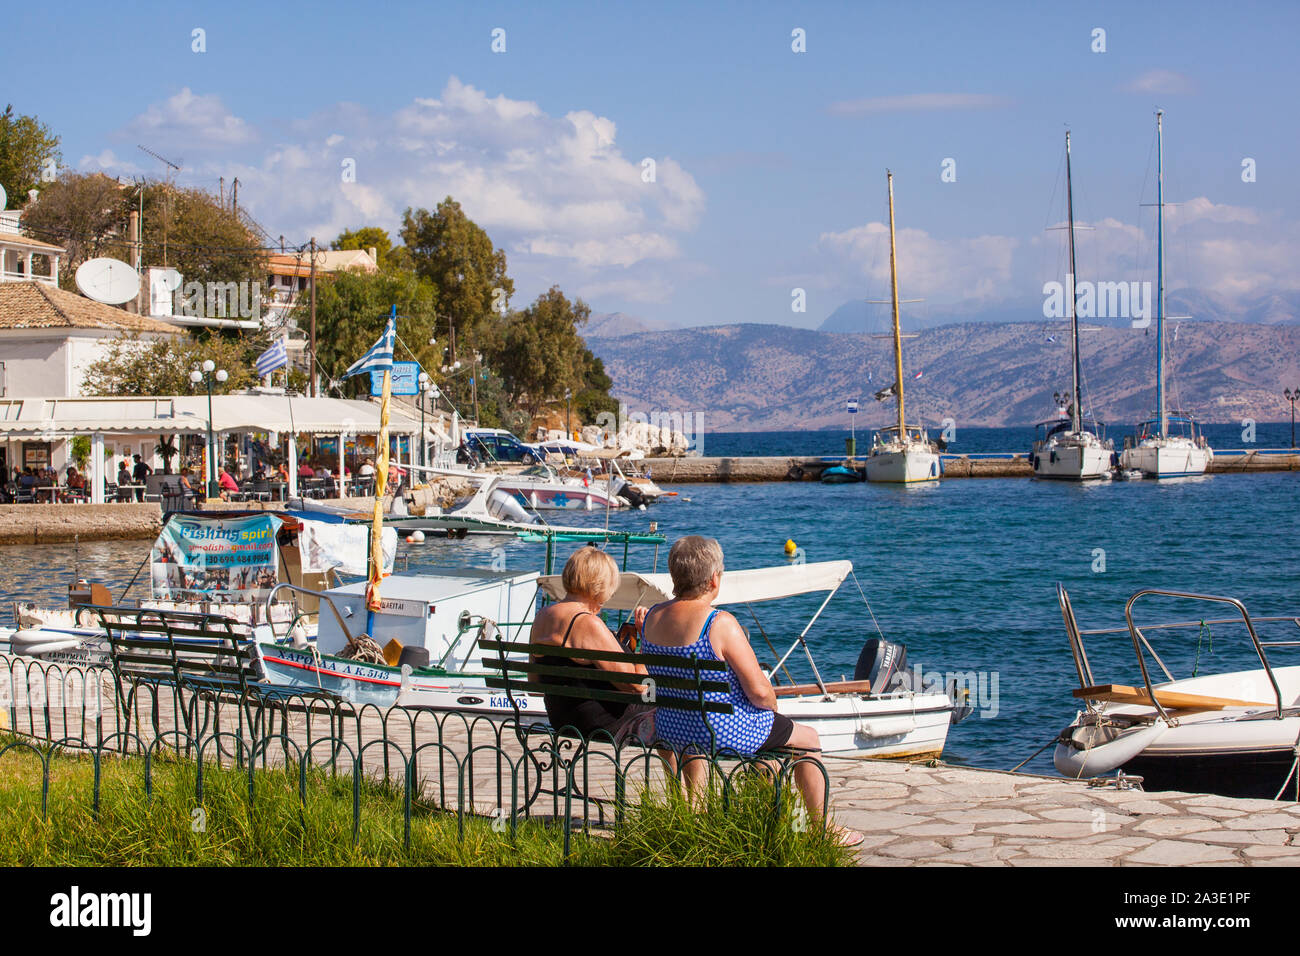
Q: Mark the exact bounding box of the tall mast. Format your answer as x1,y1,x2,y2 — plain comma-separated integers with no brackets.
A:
887,171,905,436
1065,131,1081,433
1156,110,1167,439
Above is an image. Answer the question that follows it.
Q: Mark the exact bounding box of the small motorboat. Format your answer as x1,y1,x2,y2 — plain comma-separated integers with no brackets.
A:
820,463,863,484
1052,584,1300,799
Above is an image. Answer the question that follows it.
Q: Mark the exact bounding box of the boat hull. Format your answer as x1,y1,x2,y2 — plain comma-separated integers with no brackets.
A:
1032,441,1112,480
1120,440,1213,479
865,449,940,484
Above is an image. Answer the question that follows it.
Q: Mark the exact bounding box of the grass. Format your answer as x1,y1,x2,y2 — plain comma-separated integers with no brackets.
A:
0,737,850,867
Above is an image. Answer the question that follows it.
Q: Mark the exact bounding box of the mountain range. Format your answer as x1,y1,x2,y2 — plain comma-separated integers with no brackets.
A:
585,318,1300,431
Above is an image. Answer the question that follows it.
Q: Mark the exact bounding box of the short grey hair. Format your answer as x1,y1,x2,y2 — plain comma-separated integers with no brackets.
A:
668,536,724,599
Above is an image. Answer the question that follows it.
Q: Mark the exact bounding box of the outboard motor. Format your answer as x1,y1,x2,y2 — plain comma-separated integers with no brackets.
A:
853,638,908,693
487,489,534,524
616,478,647,508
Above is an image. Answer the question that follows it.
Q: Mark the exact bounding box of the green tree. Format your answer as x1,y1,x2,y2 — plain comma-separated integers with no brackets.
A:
143,184,266,290
399,198,513,361
488,286,592,420
82,334,260,396
296,268,440,398
0,105,60,208
20,171,130,289
575,349,619,424
331,227,393,267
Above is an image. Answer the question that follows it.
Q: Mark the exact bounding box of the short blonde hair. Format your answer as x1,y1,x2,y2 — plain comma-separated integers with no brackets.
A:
668,536,724,599
561,546,620,604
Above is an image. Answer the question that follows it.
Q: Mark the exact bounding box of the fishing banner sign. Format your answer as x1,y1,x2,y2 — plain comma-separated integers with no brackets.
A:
150,514,283,603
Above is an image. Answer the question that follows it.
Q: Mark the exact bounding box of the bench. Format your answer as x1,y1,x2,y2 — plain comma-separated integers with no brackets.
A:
480,633,827,845
92,605,339,755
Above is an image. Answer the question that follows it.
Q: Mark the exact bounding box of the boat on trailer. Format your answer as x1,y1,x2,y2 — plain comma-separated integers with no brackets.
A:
397,558,971,759
1053,584,1300,799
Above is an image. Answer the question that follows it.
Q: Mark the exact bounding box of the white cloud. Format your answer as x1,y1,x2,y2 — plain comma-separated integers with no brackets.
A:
92,78,706,308
1123,70,1196,95
819,222,1019,303
125,87,256,150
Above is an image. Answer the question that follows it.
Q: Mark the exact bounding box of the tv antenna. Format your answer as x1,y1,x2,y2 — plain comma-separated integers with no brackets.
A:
137,145,182,266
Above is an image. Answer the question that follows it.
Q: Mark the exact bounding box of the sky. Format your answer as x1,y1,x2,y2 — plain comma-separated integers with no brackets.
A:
8,0,1299,331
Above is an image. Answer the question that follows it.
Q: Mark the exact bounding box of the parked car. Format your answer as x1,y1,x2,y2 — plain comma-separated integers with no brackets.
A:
458,428,540,465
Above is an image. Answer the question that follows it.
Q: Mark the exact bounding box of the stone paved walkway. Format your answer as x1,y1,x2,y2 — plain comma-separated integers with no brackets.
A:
824,756,1300,866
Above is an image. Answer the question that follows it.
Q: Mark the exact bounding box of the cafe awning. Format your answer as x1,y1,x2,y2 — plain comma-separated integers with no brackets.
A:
0,393,440,440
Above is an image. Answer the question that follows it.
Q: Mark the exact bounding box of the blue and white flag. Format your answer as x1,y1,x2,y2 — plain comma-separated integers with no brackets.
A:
255,338,288,377
343,313,396,379
847,399,859,414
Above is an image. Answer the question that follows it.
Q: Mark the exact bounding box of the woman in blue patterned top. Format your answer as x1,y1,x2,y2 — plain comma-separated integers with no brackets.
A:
640,535,862,847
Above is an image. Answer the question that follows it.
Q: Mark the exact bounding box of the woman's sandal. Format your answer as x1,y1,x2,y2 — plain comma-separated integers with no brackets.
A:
829,823,865,849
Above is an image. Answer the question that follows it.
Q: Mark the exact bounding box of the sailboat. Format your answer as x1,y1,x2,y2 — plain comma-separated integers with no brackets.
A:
865,172,941,484
1119,111,1213,479
1031,131,1115,481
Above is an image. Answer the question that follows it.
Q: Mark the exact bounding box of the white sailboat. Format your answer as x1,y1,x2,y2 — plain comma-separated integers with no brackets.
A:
865,171,941,484
1120,111,1213,479
1032,131,1115,481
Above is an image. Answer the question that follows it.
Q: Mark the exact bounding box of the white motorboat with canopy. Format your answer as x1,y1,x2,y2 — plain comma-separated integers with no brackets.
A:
519,559,970,759
1053,585,1300,799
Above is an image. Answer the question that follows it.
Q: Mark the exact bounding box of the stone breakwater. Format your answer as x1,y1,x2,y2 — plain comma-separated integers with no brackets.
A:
0,504,163,545
639,450,1300,483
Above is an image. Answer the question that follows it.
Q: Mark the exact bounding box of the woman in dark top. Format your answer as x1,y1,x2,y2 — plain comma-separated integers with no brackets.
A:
528,546,654,743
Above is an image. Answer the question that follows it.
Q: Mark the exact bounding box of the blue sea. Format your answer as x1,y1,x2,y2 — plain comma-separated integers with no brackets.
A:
2,423,1296,776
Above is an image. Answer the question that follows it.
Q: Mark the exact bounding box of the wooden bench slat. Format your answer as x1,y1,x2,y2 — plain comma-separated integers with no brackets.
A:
480,638,727,672
480,658,729,694
484,677,735,715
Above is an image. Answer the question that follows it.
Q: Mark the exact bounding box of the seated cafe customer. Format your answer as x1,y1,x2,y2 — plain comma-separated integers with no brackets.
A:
528,546,655,744
217,466,240,501
639,535,863,848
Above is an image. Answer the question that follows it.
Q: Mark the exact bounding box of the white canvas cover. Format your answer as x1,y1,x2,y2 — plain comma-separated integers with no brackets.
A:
538,559,853,611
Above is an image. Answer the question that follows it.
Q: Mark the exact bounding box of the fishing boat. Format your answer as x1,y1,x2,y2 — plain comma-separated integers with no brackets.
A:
865,172,941,484
1119,112,1213,479
397,558,972,759
1031,132,1115,481
1052,584,1300,799
0,509,369,666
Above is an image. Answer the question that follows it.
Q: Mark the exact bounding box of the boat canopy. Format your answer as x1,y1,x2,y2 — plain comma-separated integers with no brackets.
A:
538,559,853,611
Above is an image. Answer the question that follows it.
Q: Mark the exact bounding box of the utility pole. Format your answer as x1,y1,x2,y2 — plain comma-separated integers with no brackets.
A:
309,237,318,396
231,178,239,217
128,207,141,314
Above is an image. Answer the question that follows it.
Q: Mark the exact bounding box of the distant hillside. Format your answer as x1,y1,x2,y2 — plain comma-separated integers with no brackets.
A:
584,311,678,338
587,320,1300,430
818,290,1300,334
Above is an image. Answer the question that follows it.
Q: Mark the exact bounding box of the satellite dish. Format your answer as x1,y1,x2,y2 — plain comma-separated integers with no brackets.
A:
0,183,7,209
75,258,140,305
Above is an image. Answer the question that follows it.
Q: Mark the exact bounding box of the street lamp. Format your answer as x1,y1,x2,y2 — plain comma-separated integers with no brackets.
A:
565,388,572,441
1286,388,1300,449
190,360,228,499
417,371,437,468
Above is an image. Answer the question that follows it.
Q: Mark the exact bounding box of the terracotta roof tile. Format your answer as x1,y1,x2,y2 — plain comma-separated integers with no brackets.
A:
0,281,183,334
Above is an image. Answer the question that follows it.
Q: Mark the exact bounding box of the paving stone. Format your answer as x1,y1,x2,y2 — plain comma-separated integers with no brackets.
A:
1221,813,1300,831
1183,794,1285,812
1117,800,1182,815
1178,829,1288,846
876,839,948,859
1039,807,1107,822
1244,845,1300,859
1019,841,1133,860
950,835,996,850
985,821,1099,838
1134,816,1224,836
1126,840,1238,865
934,808,1038,824
897,822,976,837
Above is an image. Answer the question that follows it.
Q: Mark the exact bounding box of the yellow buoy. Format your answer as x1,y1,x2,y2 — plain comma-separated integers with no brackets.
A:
784,538,797,556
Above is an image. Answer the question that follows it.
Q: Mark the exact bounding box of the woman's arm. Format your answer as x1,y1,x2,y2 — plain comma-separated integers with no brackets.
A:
711,611,777,710
571,615,649,693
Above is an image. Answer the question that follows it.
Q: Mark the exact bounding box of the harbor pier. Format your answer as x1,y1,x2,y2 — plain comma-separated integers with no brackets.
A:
643,449,1300,483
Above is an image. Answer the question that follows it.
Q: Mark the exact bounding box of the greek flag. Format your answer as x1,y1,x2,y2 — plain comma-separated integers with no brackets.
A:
847,399,859,414
255,338,288,377
343,314,396,379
